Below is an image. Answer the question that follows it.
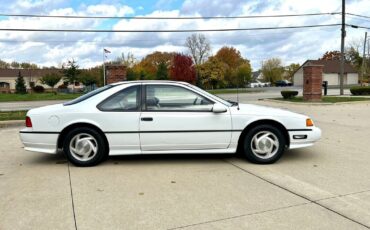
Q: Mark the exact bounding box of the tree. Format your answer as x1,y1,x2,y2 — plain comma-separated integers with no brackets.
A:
319,51,341,60
285,63,300,81
236,63,252,86
15,71,27,94
261,58,284,83
62,59,81,92
139,51,176,76
40,73,62,93
169,54,196,84
198,57,226,89
111,52,137,68
156,61,168,80
0,60,10,69
185,34,211,86
214,46,250,87
78,72,98,86
185,34,211,65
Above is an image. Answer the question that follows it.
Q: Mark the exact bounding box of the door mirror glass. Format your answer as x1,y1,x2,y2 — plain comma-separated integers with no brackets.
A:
212,103,227,113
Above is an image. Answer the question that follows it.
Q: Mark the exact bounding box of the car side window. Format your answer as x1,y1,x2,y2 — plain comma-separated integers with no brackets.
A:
98,86,140,111
145,85,213,111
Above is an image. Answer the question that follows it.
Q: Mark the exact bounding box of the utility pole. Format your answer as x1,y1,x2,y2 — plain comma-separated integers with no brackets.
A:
340,0,346,95
361,32,367,85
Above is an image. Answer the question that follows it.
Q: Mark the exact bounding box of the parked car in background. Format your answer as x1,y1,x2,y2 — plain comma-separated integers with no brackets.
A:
20,80,321,167
248,80,271,88
275,80,293,87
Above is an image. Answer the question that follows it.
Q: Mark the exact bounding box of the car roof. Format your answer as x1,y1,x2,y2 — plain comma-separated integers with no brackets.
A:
110,80,190,86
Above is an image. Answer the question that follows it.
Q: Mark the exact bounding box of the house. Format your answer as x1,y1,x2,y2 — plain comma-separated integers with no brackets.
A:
293,60,358,86
251,70,264,81
0,68,81,93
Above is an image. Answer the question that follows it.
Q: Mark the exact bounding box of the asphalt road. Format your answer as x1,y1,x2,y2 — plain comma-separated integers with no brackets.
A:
0,87,351,111
1,101,369,229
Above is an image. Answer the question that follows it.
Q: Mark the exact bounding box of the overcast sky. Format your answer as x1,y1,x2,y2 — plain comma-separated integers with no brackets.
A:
0,0,369,70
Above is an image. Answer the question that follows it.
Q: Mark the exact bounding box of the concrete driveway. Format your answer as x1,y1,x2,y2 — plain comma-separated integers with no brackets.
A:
1,101,369,230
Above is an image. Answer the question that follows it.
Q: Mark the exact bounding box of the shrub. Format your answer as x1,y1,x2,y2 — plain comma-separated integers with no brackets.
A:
281,90,298,99
350,86,370,95
58,84,67,89
32,85,45,93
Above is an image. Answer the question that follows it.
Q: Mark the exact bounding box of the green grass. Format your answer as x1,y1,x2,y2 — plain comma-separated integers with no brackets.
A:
0,93,82,102
275,96,370,103
207,88,264,95
0,111,27,121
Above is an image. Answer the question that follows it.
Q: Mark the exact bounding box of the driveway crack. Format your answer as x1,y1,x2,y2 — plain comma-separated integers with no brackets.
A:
224,159,370,229
68,163,78,230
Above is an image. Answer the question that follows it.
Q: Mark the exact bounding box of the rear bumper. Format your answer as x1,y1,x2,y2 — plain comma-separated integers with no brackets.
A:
288,127,321,149
19,129,59,154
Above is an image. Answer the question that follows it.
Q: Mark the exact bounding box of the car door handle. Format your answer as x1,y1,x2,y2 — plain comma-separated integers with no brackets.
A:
141,117,153,121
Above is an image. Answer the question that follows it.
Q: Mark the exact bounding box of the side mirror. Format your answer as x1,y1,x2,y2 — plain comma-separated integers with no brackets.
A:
212,103,227,113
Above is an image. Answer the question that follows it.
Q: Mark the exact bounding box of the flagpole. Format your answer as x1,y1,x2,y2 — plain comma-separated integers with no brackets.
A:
103,49,106,86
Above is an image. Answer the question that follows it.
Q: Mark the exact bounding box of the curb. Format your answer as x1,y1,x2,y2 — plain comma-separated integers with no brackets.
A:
260,98,370,105
0,120,24,129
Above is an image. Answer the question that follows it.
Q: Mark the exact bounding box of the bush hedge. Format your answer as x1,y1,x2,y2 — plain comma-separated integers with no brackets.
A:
350,86,370,95
32,85,45,93
281,90,299,99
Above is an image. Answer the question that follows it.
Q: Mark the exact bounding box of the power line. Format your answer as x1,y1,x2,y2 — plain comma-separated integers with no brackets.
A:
0,24,341,33
0,27,330,44
0,12,340,20
347,12,370,19
347,24,370,30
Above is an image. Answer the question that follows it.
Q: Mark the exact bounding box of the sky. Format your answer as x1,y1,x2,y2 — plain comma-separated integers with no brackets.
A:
0,0,369,70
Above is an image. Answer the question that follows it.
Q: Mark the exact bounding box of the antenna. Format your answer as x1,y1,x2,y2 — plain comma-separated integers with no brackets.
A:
236,83,240,110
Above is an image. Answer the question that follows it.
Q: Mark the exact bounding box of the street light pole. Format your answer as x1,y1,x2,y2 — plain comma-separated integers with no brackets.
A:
361,32,367,85
339,0,346,95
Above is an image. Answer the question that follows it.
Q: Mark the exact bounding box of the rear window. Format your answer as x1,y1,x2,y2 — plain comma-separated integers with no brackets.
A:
63,85,114,106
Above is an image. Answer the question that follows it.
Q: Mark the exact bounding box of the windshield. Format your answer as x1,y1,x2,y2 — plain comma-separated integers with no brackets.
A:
64,85,114,106
186,84,232,107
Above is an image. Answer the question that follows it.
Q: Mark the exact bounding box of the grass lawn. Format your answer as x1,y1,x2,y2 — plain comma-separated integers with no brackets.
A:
0,93,82,102
207,88,264,95
0,110,27,121
274,96,370,103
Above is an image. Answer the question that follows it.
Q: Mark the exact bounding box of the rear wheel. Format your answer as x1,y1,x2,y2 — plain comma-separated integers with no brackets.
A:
243,125,286,164
63,127,107,167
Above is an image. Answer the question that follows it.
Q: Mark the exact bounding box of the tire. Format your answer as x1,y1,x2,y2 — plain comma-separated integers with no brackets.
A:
63,127,108,167
242,124,286,164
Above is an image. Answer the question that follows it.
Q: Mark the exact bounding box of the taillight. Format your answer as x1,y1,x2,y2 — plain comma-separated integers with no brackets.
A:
25,116,32,127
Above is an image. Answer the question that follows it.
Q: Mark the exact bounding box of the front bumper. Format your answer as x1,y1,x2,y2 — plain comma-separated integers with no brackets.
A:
19,129,59,154
288,126,321,149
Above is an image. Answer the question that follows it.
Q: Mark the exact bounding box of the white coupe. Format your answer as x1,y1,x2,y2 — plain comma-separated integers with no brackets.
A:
20,81,321,166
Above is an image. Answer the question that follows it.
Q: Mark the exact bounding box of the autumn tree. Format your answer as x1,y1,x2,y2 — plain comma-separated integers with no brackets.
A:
261,58,284,83
198,57,226,89
169,54,196,84
139,51,175,76
40,73,62,93
319,51,341,60
214,46,250,87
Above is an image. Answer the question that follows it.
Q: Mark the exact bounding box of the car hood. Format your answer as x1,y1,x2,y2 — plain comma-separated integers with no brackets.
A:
233,103,307,118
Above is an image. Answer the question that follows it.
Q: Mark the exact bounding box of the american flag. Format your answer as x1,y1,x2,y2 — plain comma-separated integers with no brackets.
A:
104,48,111,53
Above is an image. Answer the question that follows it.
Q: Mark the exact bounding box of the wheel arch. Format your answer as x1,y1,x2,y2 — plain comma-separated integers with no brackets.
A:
57,122,109,153
237,119,290,152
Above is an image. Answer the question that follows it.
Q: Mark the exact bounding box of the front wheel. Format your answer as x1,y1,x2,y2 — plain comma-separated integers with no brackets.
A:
243,125,286,164
63,127,107,167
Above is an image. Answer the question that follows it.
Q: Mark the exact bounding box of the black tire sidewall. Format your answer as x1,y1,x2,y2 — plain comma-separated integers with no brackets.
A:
243,125,286,164
63,127,107,167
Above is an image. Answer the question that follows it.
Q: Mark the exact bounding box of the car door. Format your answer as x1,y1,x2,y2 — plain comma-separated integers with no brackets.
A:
139,84,232,151
96,85,141,155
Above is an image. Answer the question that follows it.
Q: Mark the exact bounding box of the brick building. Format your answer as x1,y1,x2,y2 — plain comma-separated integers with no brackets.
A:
105,64,127,84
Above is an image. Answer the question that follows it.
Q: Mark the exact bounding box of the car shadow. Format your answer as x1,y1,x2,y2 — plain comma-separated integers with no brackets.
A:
27,149,318,166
